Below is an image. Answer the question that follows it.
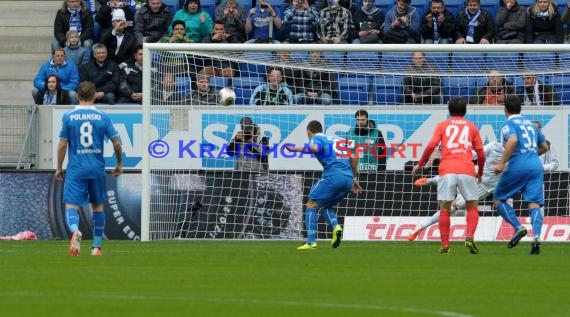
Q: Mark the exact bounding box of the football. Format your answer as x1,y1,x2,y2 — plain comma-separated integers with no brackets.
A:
217,87,236,106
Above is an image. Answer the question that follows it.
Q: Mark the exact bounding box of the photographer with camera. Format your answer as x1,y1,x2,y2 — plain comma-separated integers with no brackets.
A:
228,117,270,172
421,0,454,44
245,0,283,43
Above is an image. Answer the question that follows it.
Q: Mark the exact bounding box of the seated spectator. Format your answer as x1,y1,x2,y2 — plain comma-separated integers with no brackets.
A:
34,75,72,105
318,0,353,43
96,0,135,37
245,0,283,43
352,0,385,44
250,67,294,105
402,52,441,104
135,0,173,43
282,0,320,43
562,1,570,43
383,0,421,43
64,30,91,65
215,0,248,43
79,43,121,104
454,0,494,44
118,45,143,104
152,70,186,105
100,9,139,67
421,0,454,44
469,70,515,105
186,74,218,105
201,21,238,77
295,50,335,105
162,20,192,43
525,0,563,44
495,0,527,44
519,74,560,106
53,0,94,53
169,0,213,43
283,0,324,11
33,48,79,104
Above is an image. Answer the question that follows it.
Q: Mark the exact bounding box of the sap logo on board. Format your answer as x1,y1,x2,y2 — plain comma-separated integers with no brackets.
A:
103,113,169,168
201,114,309,168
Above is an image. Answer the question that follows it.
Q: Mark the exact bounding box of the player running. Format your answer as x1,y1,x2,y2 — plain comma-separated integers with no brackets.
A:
286,120,362,250
412,97,485,254
408,140,505,241
494,96,549,255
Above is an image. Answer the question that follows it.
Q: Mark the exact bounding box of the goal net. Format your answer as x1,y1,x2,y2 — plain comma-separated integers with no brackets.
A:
141,43,570,242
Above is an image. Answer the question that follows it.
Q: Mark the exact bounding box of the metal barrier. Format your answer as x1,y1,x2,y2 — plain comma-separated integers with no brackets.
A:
0,105,37,169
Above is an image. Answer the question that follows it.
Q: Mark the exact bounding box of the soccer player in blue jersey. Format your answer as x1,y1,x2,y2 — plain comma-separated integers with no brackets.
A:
286,120,362,250
55,81,122,256
494,95,549,255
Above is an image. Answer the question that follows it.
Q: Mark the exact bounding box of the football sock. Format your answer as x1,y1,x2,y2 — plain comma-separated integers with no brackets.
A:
530,207,544,239
421,211,440,230
466,207,479,238
305,208,318,244
65,208,79,233
439,210,451,247
496,201,522,230
321,208,339,228
92,211,105,248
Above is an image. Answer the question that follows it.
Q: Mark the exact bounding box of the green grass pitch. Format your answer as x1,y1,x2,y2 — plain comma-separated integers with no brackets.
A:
0,240,568,317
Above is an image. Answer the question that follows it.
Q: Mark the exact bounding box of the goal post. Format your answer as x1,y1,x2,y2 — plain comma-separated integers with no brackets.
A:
141,43,570,242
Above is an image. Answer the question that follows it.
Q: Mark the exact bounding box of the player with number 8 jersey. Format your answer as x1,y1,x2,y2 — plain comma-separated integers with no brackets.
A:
56,81,122,256
412,97,485,254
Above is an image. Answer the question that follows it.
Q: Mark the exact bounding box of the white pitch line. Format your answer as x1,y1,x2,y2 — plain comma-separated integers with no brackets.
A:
0,291,474,317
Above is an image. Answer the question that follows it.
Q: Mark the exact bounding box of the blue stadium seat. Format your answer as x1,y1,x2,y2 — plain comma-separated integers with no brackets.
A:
375,0,394,14
338,75,370,105
236,0,253,11
411,0,429,18
548,75,570,104
443,0,464,16
373,76,403,105
209,76,228,90
480,0,499,18
381,52,411,72
176,76,191,96
523,52,557,71
442,76,476,103
200,0,216,17
233,76,263,104
290,51,309,63
425,52,450,71
486,52,521,72
559,52,570,69
450,52,485,72
162,0,180,13
347,51,380,69
323,51,346,68
516,0,535,8
240,51,272,78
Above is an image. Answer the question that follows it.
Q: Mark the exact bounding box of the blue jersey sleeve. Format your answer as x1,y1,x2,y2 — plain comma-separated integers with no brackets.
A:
500,121,516,143
105,115,119,140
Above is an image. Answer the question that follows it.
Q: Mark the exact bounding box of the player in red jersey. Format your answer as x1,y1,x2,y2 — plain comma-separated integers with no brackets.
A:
412,97,485,254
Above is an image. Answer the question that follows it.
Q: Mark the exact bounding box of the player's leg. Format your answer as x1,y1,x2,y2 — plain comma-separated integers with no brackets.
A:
409,176,443,241
413,176,438,187
522,172,545,255
298,179,324,250
493,171,527,247
436,175,458,253
63,177,88,256
322,177,352,248
457,175,480,254
88,177,107,256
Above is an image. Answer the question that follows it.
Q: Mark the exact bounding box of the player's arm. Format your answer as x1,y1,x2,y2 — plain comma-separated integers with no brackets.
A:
350,154,362,194
412,141,438,176
495,135,517,174
538,140,549,156
55,139,68,181
111,136,123,176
